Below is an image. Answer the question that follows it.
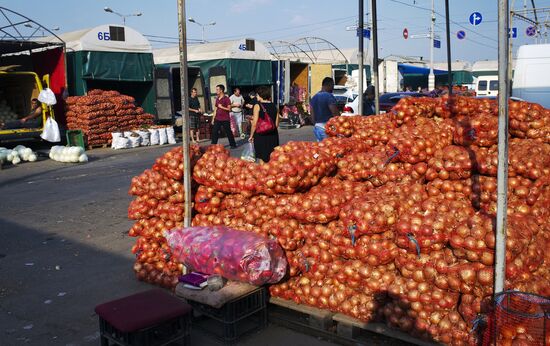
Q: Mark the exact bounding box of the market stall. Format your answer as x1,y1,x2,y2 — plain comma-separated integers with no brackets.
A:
126,94,550,345
0,8,66,140
154,39,273,109
47,25,156,114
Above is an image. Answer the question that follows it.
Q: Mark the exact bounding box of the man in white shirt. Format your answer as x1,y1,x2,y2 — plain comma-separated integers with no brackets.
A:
229,87,245,136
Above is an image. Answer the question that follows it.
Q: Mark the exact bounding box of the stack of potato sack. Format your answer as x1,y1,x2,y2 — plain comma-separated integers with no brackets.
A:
66,89,154,147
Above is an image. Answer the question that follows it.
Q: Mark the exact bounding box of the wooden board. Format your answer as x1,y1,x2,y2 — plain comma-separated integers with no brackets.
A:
269,297,334,330
333,313,442,346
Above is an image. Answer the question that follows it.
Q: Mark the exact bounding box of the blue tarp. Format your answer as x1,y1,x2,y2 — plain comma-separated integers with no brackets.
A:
398,64,447,76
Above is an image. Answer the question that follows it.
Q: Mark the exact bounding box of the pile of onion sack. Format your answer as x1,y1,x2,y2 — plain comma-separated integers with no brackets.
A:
128,96,549,345
66,89,154,147
127,145,202,289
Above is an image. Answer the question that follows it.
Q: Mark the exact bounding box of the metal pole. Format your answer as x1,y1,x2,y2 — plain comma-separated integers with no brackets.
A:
371,0,379,114
202,25,205,43
445,0,452,95
178,0,192,228
494,0,510,295
428,0,435,91
358,0,364,115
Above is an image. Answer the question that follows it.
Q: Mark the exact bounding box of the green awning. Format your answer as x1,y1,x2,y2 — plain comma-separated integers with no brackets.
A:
189,59,272,86
81,51,154,82
332,63,371,80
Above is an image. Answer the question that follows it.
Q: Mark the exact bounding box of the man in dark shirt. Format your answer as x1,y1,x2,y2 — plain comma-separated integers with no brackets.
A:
309,77,339,141
211,84,237,148
362,85,376,116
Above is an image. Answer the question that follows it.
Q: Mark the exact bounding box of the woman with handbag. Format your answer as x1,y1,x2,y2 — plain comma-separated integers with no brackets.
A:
248,86,279,163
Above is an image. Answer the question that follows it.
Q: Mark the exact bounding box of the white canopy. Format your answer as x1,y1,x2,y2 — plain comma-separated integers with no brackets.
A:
40,24,152,53
433,60,472,71
153,39,271,65
472,59,516,73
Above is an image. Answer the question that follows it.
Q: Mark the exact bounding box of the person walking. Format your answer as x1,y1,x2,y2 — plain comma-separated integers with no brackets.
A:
211,84,237,148
188,88,201,143
230,87,245,137
362,85,376,116
249,86,279,162
309,77,339,141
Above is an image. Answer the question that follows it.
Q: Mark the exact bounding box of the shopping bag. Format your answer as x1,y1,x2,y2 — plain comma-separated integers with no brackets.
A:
240,142,256,162
230,114,240,137
40,117,61,142
38,88,57,106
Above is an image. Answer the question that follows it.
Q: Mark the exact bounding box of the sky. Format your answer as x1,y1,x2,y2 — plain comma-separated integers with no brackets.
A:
3,0,548,62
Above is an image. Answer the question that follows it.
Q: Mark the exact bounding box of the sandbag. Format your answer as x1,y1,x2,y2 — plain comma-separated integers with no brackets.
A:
158,127,168,145
149,128,160,145
166,126,176,144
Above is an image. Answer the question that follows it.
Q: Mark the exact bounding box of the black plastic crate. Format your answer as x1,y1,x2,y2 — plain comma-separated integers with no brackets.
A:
188,287,266,323
188,287,267,345
99,313,191,346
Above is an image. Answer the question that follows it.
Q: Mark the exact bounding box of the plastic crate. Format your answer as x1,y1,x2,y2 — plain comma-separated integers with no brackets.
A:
66,130,85,149
188,287,267,345
99,313,191,346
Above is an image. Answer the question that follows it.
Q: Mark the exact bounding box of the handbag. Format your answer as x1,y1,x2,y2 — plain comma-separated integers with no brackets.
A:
255,103,275,134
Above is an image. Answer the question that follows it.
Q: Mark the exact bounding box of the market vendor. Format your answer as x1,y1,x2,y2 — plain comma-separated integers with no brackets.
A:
0,98,43,129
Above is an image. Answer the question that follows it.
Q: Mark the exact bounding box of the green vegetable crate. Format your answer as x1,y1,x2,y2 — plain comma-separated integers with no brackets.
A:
66,130,85,150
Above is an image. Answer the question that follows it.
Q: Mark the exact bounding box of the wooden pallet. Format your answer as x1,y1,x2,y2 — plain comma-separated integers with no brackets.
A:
333,313,441,346
87,143,109,150
269,297,440,346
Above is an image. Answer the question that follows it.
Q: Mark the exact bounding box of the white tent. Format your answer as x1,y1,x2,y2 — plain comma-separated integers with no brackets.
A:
41,24,152,53
433,60,472,71
153,39,271,65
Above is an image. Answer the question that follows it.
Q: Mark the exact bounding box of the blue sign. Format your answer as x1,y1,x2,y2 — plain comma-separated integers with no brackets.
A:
356,28,371,39
238,43,247,51
434,39,441,49
457,30,466,40
509,27,517,39
469,12,483,26
526,26,536,37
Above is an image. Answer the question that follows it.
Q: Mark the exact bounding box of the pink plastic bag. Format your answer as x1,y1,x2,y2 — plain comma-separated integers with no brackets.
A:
165,226,287,285
230,114,240,137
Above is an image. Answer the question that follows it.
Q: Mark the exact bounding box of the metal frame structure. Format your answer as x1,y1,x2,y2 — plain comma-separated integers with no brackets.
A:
0,6,63,45
511,6,550,42
265,40,315,63
266,37,349,64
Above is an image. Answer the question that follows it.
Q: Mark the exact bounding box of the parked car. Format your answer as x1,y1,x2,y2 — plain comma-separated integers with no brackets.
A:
342,92,425,116
332,86,357,112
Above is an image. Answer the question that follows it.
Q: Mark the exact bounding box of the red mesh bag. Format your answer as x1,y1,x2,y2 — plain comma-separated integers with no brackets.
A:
483,291,550,346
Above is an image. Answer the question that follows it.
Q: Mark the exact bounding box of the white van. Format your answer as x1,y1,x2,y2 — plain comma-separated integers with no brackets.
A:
476,75,499,97
512,44,550,108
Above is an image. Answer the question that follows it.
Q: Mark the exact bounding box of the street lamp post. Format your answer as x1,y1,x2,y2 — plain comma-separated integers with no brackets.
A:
188,17,216,43
103,7,142,25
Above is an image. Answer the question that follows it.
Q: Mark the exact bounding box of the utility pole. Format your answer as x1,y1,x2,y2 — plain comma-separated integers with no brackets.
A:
177,0,192,229
371,0,380,114
495,0,510,296
445,0,452,95
428,0,435,91
358,0,364,115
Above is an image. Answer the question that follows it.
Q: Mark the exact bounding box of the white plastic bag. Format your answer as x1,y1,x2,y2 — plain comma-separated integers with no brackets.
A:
40,117,61,142
38,88,57,106
158,127,168,145
128,135,141,148
137,130,150,146
240,142,256,162
149,128,160,145
111,132,123,149
166,126,176,144
112,137,130,150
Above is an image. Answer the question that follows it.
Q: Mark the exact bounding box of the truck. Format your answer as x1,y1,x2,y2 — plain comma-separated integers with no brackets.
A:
154,65,207,124
512,43,550,108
